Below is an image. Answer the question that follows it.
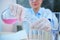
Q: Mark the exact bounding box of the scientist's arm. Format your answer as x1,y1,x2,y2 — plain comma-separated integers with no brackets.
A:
51,13,58,30
45,9,58,30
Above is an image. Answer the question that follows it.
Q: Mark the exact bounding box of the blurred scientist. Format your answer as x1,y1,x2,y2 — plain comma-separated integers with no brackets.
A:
2,0,58,40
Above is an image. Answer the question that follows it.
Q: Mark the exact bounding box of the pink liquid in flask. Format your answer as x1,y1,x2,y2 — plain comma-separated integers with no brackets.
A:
3,19,17,24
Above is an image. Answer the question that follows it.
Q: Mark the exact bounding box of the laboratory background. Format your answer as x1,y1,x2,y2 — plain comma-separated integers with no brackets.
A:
0,0,60,40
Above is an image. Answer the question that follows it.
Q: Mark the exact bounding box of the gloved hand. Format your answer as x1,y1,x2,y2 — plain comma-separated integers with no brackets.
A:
9,4,25,21
30,18,51,31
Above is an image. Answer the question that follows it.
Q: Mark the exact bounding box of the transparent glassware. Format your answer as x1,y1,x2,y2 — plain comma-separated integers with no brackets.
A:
1,7,17,24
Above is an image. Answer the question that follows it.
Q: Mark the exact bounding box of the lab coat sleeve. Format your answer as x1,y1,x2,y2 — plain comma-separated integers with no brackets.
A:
22,21,30,34
48,9,58,30
45,9,58,30
51,13,58,30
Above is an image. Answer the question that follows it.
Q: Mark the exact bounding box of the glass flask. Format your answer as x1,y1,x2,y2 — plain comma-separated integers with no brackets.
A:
1,7,17,24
